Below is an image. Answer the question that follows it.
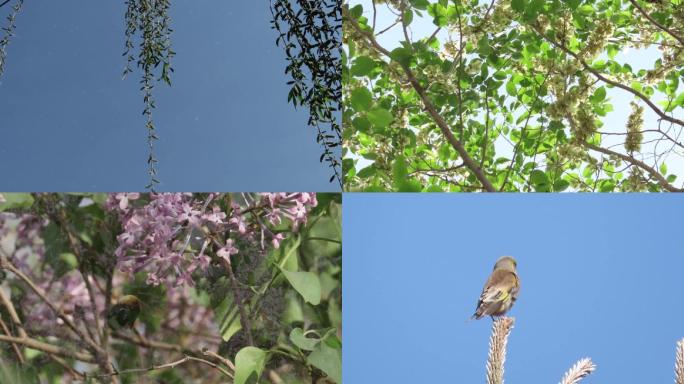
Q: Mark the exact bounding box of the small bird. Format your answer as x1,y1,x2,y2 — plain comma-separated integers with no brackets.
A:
470,256,520,320
107,295,141,330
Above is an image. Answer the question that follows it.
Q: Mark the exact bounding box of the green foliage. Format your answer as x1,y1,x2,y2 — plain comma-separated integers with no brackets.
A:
344,0,684,192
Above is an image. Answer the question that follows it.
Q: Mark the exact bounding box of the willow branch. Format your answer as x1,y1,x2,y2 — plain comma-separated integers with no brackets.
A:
0,334,96,363
486,316,514,384
344,7,497,192
676,338,684,384
559,358,596,384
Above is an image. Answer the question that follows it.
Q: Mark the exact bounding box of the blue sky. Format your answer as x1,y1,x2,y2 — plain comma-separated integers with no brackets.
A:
344,194,684,383
0,1,339,191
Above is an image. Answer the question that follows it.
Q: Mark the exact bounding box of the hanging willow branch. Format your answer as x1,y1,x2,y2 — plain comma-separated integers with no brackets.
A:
270,0,343,188
0,0,22,79
123,0,174,191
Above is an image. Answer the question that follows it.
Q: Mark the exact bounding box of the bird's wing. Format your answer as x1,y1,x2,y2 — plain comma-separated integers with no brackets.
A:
479,270,517,304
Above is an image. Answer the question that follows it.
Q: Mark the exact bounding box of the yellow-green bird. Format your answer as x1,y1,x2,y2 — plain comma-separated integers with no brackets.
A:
470,256,520,320
107,295,141,330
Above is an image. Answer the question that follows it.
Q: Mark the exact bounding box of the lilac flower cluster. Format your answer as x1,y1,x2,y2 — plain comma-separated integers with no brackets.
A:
107,193,317,287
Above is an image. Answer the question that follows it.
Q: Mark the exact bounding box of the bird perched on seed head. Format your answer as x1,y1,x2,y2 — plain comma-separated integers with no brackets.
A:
470,256,520,320
107,295,141,330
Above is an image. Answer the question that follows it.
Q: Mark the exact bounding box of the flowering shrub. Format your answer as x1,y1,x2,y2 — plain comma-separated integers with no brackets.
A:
0,192,341,383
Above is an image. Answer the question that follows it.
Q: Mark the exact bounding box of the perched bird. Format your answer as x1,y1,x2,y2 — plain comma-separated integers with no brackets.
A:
107,295,141,330
470,256,520,320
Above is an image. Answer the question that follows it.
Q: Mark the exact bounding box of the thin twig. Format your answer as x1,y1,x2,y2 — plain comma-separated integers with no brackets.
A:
87,354,232,379
486,317,514,384
0,317,24,363
0,257,105,355
0,334,96,363
559,358,596,384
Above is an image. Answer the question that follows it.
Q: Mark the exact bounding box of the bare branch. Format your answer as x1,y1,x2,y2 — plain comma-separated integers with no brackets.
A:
486,317,514,384
559,358,596,384
86,354,232,379
0,257,105,356
0,334,96,363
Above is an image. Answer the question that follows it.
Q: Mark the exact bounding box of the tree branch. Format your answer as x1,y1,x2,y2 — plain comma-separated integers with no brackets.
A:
0,257,105,356
0,334,97,363
584,142,684,191
344,6,497,192
530,25,684,128
86,354,232,379
628,0,684,46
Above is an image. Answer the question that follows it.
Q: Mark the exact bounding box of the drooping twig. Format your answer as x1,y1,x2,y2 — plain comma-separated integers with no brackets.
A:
675,338,684,384
486,317,514,384
559,358,596,384
0,0,23,78
86,354,232,379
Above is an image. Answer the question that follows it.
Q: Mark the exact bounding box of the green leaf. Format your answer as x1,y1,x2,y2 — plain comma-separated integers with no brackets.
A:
350,87,373,112
213,295,242,342
366,107,393,129
352,116,371,132
280,268,321,305
529,170,550,191
660,162,667,175
403,9,414,26
234,347,267,384
350,56,377,77
307,342,342,384
0,193,34,212
289,328,319,351
553,179,570,192
593,86,606,102
389,47,413,67
506,81,517,97
511,0,526,12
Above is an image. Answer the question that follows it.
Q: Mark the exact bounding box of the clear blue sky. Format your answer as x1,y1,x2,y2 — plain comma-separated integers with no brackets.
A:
0,1,339,191
344,194,684,383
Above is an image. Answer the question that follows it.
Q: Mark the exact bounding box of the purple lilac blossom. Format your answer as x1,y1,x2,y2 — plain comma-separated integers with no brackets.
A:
107,193,317,287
